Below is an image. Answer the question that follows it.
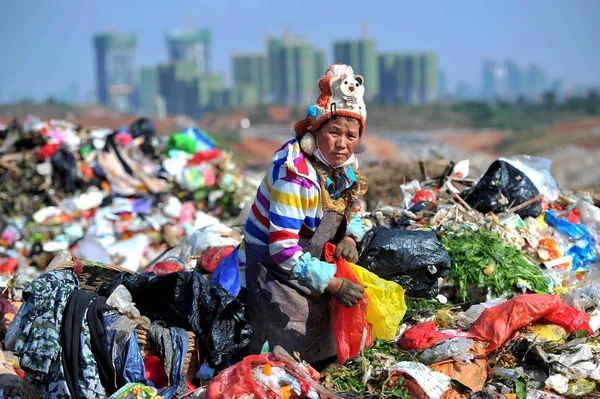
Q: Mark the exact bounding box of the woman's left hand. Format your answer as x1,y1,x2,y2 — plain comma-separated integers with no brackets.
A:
334,237,358,263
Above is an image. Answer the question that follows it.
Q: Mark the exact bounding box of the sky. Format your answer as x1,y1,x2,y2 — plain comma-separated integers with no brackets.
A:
0,0,599,102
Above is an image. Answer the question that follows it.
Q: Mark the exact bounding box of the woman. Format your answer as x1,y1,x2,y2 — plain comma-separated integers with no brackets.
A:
242,64,369,363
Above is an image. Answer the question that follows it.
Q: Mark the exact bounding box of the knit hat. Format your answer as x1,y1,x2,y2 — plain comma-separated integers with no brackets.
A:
295,64,367,155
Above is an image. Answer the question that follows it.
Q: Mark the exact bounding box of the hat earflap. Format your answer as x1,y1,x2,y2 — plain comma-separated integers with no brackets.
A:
300,132,317,155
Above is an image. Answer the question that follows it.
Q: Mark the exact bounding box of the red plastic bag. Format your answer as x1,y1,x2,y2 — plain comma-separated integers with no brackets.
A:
143,261,185,275
544,300,593,334
468,294,593,353
413,189,435,204
207,354,312,399
323,242,372,364
200,245,236,273
36,143,61,161
398,320,474,350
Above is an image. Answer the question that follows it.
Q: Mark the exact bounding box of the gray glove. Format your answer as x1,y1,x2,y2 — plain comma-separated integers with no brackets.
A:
334,237,359,263
333,278,365,308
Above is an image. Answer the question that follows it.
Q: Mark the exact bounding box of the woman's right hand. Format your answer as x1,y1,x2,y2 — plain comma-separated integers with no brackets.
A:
326,277,364,308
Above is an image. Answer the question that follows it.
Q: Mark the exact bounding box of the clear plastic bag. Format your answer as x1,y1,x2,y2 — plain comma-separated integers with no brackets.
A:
453,298,508,329
420,338,475,365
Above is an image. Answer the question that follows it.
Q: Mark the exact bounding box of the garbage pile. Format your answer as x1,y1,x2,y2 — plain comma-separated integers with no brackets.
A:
2,114,600,399
0,115,262,398
0,115,258,294
317,156,600,399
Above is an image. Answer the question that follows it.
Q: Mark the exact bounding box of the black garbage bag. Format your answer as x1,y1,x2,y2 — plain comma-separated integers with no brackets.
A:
462,160,542,218
357,227,451,298
51,145,78,193
99,271,252,369
129,117,156,157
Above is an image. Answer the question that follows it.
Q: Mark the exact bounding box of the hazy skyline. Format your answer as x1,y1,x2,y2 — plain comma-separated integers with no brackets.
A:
1,0,599,102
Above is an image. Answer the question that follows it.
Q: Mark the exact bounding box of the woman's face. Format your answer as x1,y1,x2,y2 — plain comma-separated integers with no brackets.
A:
316,117,360,166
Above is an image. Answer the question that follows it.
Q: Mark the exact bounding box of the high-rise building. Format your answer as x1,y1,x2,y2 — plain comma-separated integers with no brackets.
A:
192,74,224,112
438,70,448,99
158,61,197,116
212,85,260,108
315,49,326,84
333,39,379,100
419,53,438,104
233,54,269,103
481,60,509,101
93,32,139,112
455,81,474,101
267,37,324,105
524,64,548,100
139,67,160,116
505,59,524,99
378,53,438,105
167,29,211,75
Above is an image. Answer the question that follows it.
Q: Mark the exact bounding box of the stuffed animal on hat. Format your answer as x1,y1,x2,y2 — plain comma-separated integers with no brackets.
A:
335,73,365,109
294,64,367,155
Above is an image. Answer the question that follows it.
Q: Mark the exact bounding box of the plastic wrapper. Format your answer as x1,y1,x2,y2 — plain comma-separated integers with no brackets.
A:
358,227,451,298
324,243,373,364
389,362,451,399
420,338,475,365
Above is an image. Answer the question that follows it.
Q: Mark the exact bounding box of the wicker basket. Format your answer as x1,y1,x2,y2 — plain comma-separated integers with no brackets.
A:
49,253,201,382
135,324,200,382
49,255,134,292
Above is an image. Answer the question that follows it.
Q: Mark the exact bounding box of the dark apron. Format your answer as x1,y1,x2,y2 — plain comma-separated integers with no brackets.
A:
245,211,346,363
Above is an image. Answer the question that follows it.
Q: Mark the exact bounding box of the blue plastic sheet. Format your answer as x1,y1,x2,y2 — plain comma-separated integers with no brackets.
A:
546,210,595,243
211,246,241,297
104,313,151,386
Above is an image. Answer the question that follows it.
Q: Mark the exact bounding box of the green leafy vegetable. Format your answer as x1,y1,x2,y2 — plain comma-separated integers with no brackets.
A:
324,339,413,398
441,229,551,301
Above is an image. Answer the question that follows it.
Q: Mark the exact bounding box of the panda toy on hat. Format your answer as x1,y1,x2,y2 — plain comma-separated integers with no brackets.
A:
294,64,367,155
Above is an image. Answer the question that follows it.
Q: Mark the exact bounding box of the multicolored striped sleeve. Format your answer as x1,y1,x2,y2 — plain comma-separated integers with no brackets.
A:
268,171,320,272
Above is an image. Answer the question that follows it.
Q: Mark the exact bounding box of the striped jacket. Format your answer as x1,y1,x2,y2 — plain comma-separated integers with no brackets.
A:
242,139,360,272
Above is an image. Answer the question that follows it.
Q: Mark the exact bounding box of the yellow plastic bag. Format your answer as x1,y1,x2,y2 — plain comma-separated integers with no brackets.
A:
349,263,407,340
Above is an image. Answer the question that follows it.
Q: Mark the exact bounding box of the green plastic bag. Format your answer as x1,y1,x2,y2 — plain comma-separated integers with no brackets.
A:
349,263,407,340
